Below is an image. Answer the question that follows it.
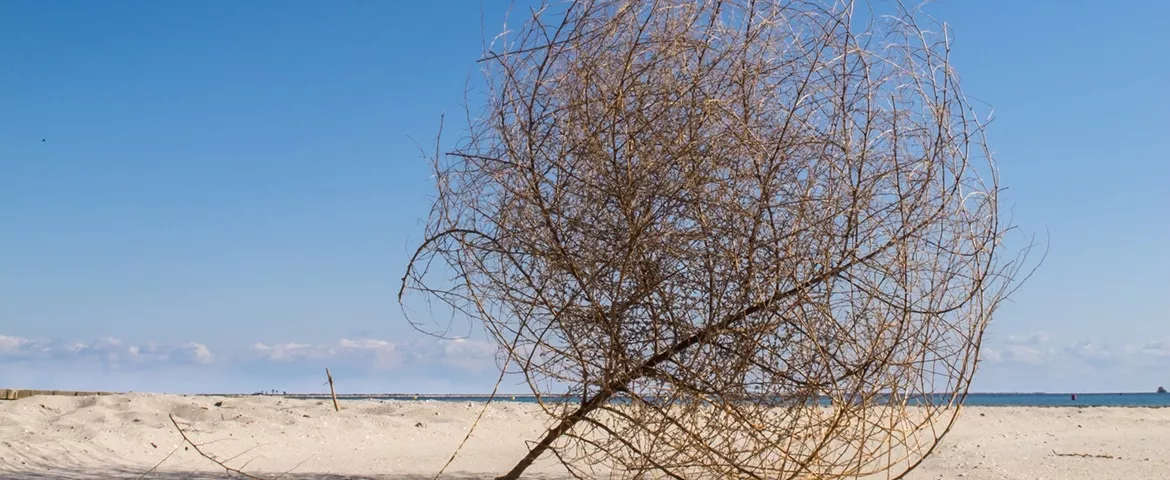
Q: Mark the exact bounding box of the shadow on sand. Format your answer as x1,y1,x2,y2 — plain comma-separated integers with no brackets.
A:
0,435,570,480
0,467,570,480
0,455,569,480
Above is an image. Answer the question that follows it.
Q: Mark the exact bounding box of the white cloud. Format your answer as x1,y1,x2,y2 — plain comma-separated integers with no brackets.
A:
186,343,214,365
8,328,1159,393
1138,338,1170,358
251,338,401,370
0,334,32,353
0,333,214,367
437,338,500,371
981,332,1133,369
1004,331,1050,346
982,346,1045,365
249,337,498,373
1063,340,1116,364
1002,345,1046,364
978,330,1168,391
979,348,1002,363
250,342,315,362
971,331,1170,392
983,331,1052,365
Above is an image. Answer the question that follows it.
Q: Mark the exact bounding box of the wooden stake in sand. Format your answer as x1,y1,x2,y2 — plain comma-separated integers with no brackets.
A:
325,368,340,412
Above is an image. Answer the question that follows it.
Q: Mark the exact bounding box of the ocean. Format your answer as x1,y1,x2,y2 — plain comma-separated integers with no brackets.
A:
283,392,1170,407
957,392,1170,407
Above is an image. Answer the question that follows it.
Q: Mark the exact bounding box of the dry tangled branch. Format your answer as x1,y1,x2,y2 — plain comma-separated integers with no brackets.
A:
400,1,1034,479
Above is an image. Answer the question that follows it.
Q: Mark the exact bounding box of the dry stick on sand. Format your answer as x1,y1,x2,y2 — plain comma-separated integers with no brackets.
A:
168,414,265,480
326,368,340,412
136,443,183,480
167,414,313,480
158,370,339,478
1052,450,1119,459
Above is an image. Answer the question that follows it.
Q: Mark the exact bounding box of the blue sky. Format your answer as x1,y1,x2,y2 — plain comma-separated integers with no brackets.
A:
1,1,1166,395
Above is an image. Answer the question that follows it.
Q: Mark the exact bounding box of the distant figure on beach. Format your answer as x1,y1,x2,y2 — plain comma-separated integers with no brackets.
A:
1071,394,1077,401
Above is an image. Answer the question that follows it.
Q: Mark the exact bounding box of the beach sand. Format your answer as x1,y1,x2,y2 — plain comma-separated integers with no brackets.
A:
1,393,1168,479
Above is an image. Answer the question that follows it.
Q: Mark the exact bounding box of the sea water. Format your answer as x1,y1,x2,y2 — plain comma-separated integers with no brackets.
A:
957,392,1170,407
303,392,1170,407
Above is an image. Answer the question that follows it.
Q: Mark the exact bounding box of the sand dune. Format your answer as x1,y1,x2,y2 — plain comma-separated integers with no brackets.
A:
1,393,1168,479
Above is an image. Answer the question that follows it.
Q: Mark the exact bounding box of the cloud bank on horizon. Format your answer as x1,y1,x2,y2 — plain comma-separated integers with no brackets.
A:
978,332,1170,393
0,332,506,394
3,331,1169,394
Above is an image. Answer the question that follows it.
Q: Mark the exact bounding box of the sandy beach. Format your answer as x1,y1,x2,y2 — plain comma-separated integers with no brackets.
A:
1,393,1168,479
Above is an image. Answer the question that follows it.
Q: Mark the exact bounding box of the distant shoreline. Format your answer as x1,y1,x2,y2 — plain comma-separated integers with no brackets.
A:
208,391,1165,397
203,391,1170,399
6,389,1169,407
